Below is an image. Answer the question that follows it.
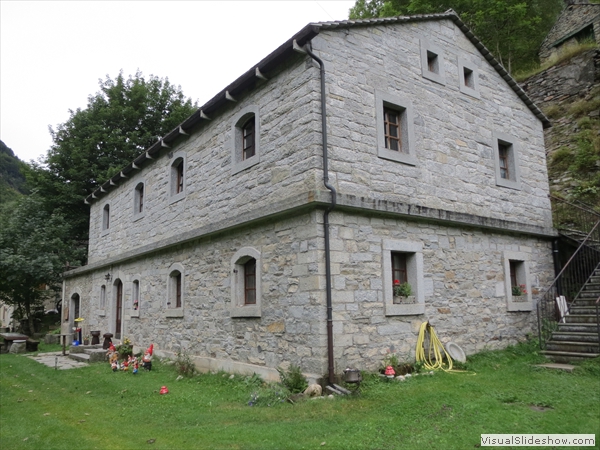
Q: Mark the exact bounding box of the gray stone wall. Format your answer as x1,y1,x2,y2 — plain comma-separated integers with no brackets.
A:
313,20,552,230
87,56,322,263
65,207,554,375
539,3,600,62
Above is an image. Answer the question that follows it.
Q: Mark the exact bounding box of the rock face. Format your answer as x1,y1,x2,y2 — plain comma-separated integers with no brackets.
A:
520,49,599,197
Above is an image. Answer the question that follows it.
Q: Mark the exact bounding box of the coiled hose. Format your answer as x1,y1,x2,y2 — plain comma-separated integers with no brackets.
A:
416,322,453,371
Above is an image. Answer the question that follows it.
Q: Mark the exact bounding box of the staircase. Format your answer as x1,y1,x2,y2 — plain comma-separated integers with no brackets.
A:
538,196,600,362
69,344,107,363
541,265,600,362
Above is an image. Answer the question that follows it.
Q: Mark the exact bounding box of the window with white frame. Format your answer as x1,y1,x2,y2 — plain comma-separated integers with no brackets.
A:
382,240,425,316
502,251,533,311
420,38,446,85
458,58,480,98
492,132,521,190
169,152,186,203
231,105,260,175
375,91,417,166
165,263,184,318
230,247,262,318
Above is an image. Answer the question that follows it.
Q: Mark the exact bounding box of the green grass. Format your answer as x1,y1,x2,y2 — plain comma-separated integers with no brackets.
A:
1,341,598,449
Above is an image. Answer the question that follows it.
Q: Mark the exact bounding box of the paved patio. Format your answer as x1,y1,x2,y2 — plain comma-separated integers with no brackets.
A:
28,351,88,370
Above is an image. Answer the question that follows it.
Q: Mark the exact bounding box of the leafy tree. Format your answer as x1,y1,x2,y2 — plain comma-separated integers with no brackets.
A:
26,71,198,260
0,194,84,334
349,0,564,73
0,140,28,205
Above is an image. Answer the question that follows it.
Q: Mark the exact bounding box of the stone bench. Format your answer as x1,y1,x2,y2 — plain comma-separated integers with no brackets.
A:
0,333,29,353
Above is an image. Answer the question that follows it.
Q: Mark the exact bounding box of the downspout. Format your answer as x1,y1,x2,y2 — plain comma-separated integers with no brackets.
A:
294,40,337,385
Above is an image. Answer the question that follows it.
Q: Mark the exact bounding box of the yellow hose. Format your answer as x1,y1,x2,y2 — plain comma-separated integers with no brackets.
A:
415,322,453,371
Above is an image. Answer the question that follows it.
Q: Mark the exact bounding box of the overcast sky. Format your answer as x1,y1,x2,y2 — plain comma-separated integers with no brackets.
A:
1,1,355,162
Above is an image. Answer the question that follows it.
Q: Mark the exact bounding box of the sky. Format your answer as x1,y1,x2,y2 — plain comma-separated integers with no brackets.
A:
1,1,356,163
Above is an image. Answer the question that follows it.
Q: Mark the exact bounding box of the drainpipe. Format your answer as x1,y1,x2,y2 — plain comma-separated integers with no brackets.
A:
294,40,337,385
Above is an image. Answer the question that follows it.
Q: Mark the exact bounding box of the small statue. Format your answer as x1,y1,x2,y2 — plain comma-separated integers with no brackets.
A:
111,360,118,372
384,365,396,378
142,344,153,371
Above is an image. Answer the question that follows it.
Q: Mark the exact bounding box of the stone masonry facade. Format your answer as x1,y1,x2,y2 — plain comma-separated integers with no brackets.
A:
64,14,556,380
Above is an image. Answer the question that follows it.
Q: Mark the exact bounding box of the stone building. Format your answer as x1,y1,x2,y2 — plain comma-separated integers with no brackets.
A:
62,12,556,381
539,1,600,63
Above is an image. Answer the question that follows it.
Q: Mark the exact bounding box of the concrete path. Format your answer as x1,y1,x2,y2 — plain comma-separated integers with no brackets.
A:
28,351,88,370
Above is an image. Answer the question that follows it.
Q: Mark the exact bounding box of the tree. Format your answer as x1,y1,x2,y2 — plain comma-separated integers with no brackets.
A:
26,71,198,260
349,0,564,73
0,140,28,205
0,194,84,334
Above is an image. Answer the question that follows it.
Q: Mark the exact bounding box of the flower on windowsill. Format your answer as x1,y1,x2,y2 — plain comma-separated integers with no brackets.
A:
512,284,527,296
393,280,412,297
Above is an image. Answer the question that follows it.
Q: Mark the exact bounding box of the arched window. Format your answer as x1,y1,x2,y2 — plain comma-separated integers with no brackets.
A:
165,263,184,318
169,153,186,202
231,247,261,318
102,204,110,230
231,106,260,175
134,182,144,214
242,117,255,160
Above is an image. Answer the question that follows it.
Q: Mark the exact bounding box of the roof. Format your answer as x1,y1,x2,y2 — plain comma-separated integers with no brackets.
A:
85,11,550,205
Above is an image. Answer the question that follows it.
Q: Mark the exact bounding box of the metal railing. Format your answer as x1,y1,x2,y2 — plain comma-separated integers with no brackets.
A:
537,219,600,349
551,195,600,244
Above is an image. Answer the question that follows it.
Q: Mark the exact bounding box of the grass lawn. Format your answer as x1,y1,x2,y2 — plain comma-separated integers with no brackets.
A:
0,341,598,450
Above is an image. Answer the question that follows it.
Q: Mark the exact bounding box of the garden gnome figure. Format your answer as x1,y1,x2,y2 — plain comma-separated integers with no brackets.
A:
159,386,169,395
142,344,153,371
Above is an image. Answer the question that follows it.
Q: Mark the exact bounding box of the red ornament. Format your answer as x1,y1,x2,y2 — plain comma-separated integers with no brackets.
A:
159,386,169,395
384,365,396,377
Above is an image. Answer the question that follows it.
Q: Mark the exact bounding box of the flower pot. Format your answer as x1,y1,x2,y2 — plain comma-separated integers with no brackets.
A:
83,339,90,346
393,295,416,304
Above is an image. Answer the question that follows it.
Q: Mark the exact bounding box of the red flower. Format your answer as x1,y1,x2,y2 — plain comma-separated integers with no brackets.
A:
394,279,400,285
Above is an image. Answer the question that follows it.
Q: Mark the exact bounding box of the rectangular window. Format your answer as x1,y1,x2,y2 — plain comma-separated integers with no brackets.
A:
375,91,417,166
242,118,255,161
384,108,401,152
244,259,256,305
392,252,407,284
458,58,480,98
427,50,439,74
138,186,144,213
498,143,510,180
493,132,521,190
509,261,518,288
463,67,474,88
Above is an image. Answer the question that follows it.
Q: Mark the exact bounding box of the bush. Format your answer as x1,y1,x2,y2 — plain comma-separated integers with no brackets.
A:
248,384,290,407
174,351,197,378
276,364,308,394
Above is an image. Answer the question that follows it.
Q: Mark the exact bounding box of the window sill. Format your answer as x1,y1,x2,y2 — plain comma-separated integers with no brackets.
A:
378,147,418,166
98,310,106,317
164,309,184,318
130,310,140,318
133,212,145,222
231,305,261,318
100,229,110,237
169,192,186,205
496,178,522,190
507,296,533,312
232,156,259,176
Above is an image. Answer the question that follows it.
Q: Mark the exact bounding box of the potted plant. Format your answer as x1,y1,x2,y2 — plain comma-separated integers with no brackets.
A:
512,284,527,297
83,335,90,346
393,280,415,304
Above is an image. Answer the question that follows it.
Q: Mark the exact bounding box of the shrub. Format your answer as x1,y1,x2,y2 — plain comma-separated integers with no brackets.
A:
174,351,197,377
248,384,290,407
276,364,308,394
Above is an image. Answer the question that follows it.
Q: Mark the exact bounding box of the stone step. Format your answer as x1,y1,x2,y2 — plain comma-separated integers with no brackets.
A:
573,298,599,306
557,323,598,333
551,332,599,342
564,314,599,324
83,348,108,363
570,306,600,314
541,350,600,363
545,340,599,353
69,353,91,363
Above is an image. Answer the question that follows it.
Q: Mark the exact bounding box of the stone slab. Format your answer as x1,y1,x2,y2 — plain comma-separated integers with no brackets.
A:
534,363,576,372
28,352,88,370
